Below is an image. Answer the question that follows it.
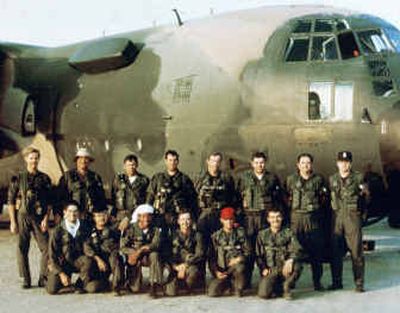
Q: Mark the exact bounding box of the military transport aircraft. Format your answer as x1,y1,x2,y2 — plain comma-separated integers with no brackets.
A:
1,5,400,225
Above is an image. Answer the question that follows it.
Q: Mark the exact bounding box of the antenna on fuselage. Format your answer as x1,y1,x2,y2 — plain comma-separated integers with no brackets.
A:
172,8,184,27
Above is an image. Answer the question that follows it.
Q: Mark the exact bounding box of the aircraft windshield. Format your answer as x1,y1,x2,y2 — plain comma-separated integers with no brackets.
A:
311,36,338,61
384,27,400,52
357,29,394,54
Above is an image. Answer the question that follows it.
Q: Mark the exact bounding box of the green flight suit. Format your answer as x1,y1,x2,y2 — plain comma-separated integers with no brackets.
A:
147,171,197,230
7,170,52,286
111,172,149,224
329,171,365,289
256,227,303,299
83,224,124,292
208,226,250,297
165,229,205,296
286,172,328,288
57,169,106,219
47,220,93,294
120,223,163,292
196,171,237,237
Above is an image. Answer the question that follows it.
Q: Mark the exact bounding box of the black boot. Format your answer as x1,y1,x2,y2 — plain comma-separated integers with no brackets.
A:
149,284,158,299
38,276,47,288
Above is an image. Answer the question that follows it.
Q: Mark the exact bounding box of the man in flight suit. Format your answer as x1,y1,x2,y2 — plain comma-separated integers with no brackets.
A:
8,147,52,288
329,151,366,292
47,201,93,294
256,208,303,300
111,154,149,232
285,153,329,290
208,207,250,297
147,150,197,231
83,207,124,296
57,148,106,221
165,211,205,296
120,204,164,298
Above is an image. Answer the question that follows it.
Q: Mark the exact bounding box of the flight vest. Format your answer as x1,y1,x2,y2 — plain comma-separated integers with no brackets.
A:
287,173,327,214
58,222,89,263
87,227,115,257
64,170,105,214
240,171,280,212
124,224,158,250
152,171,191,214
330,171,364,213
17,171,50,217
258,228,296,269
171,231,197,263
212,227,247,270
113,173,149,213
197,172,233,210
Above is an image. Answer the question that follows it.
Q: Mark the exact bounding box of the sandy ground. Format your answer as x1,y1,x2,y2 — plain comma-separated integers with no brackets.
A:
0,220,399,313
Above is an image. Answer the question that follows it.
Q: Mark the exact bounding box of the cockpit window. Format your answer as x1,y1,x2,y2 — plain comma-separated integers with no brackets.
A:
336,20,350,32
292,20,312,33
311,36,338,61
372,80,394,97
315,19,334,32
357,29,394,54
285,38,310,62
338,32,360,59
309,82,354,121
384,27,400,52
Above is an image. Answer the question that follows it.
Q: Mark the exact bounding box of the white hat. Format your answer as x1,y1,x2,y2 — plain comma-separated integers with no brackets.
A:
74,147,94,161
131,204,155,224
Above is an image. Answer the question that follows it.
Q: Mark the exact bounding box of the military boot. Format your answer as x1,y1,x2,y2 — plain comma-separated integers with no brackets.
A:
283,281,293,300
150,284,163,299
21,280,31,289
328,283,343,290
38,275,47,288
355,285,365,293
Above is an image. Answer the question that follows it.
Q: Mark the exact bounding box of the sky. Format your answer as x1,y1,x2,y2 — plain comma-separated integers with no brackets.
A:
0,0,399,47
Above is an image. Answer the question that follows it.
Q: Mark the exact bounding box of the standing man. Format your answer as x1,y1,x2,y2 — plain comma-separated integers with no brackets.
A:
165,211,205,296
57,148,106,221
208,207,250,297
47,201,93,294
196,152,237,241
236,151,285,284
8,147,52,289
256,208,303,300
329,151,366,292
285,153,329,290
147,150,197,230
120,204,163,298
83,207,124,296
111,154,149,232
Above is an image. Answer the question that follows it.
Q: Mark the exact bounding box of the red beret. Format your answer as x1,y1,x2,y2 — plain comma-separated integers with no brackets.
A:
220,207,235,220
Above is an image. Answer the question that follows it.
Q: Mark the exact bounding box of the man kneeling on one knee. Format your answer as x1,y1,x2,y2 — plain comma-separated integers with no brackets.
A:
120,204,163,298
83,206,124,296
165,210,205,296
256,208,303,300
208,207,250,297
47,201,93,294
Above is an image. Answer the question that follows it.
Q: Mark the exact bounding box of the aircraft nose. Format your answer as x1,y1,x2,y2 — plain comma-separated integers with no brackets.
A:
379,103,400,171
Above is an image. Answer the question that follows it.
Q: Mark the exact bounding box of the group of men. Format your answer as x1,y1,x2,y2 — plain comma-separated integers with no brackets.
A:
7,146,367,299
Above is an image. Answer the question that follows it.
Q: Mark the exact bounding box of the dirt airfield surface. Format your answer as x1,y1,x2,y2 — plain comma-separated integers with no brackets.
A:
0,220,399,313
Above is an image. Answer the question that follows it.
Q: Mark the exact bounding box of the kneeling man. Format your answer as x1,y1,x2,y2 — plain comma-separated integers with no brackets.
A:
47,201,93,294
165,211,205,296
120,204,163,298
83,207,124,296
208,207,250,297
256,208,303,300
